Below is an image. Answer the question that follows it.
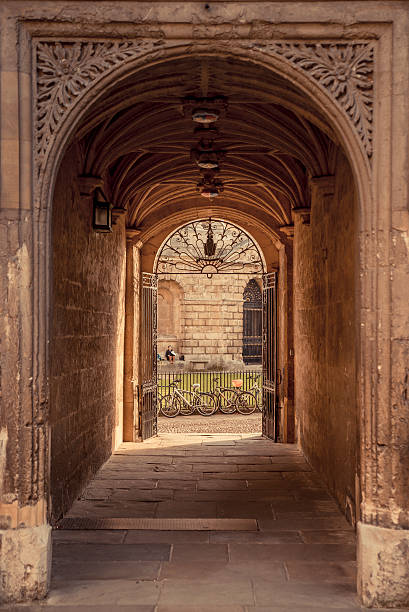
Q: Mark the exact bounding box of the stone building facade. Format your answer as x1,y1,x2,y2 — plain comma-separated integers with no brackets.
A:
0,2,408,608
158,273,262,368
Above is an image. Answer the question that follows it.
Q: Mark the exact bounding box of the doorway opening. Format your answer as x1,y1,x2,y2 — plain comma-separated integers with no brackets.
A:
139,218,278,440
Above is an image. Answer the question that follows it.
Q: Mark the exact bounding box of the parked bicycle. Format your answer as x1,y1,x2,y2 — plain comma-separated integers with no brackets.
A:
211,377,245,414
157,386,170,415
160,379,217,417
238,374,262,413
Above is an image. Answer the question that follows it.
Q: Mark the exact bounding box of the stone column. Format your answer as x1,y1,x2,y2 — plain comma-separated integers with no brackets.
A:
0,14,51,602
123,233,142,442
357,206,409,607
277,234,295,443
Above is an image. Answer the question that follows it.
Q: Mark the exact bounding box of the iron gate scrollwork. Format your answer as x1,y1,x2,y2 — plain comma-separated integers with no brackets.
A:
262,271,278,440
140,272,158,440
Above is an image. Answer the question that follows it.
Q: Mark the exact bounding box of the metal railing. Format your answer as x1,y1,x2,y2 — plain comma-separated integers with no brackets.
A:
157,369,262,397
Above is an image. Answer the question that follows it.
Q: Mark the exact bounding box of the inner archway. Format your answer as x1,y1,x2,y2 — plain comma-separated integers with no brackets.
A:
151,218,270,438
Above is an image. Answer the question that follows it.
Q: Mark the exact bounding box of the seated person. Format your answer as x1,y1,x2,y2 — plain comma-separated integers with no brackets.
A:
165,346,176,363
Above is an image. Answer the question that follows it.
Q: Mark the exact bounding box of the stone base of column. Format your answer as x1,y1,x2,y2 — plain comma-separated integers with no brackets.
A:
0,523,51,603
358,521,409,608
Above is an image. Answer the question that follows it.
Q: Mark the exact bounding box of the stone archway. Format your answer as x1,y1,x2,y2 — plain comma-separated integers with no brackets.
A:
1,13,407,609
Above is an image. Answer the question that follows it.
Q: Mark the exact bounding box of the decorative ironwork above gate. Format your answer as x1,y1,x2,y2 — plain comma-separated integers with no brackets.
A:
155,219,264,276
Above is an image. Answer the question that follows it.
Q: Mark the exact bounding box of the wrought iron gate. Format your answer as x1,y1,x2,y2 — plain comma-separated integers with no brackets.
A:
262,271,278,440
139,273,158,440
242,279,262,365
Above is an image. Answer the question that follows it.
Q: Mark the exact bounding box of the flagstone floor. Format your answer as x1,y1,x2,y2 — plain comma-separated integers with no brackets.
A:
4,433,406,611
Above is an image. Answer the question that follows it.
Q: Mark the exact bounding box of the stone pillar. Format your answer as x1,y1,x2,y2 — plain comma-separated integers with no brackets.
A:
0,17,51,602
277,235,295,443
357,205,409,607
123,233,142,442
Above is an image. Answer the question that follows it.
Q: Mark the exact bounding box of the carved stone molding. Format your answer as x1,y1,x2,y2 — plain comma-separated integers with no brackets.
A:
292,207,311,225
253,42,374,157
35,40,165,175
279,224,295,239
34,39,374,178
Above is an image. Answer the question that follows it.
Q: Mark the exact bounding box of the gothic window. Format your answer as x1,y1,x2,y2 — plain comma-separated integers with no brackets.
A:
243,279,262,365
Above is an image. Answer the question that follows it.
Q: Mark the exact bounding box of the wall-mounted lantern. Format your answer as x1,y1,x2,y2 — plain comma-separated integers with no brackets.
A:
93,187,112,232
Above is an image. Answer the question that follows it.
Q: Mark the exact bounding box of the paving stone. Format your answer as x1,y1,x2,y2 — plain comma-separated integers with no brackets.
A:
51,560,161,581
300,530,356,545
246,478,289,489
111,455,174,464
93,479,158,489
197,479,248,490
171,543,228,562
285,561,356,583
156,606,245,612
52,543,171,562
159,579,254,606
52,529,126,544
124,530,210,544
209,530,303,544
252,578,359,608
229,543,356,563
258,517,353,531
173,455,272,465
246,604,358,612
156,501,218,518
46,580,161,606
205,471,298,480
109,489,174,502
156,479,197,490
159,560,286,582
237,463,309,472
217,502,274,518
9,607,155,612
190,463,239,472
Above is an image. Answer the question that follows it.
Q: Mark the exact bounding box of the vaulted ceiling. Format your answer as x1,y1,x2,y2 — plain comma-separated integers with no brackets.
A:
75,55,339,242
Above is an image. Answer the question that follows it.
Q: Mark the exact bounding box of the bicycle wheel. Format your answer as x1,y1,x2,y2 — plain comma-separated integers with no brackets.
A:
236,391,257,415
218,389,237,414
177,391,195,416
196,392,217,416
160,394,180,418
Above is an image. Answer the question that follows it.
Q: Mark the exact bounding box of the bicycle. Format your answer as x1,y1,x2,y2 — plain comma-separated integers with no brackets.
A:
157,386,170,416
236,374,263,414
211,377,243,414
161,379,217,417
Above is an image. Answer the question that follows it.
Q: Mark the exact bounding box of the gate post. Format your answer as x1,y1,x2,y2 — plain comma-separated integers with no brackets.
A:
123,234,142,442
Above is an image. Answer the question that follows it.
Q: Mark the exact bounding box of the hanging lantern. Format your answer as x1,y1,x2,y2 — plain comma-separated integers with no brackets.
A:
192,108,220,124
197,177,223,198
93,187,112,232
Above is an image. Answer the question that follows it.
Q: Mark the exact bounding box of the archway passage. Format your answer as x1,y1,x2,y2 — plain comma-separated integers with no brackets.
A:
47,52,360,607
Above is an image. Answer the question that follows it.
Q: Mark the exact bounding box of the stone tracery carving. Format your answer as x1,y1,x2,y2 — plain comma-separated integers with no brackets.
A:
35,40,163,170
34,39,374,175
264,42,374,156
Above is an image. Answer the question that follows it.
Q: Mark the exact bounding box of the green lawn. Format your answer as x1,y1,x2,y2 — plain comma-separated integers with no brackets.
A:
157,370,262,396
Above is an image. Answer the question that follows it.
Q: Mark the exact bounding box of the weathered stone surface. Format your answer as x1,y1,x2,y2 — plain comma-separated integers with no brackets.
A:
358,522,409,608
294,158,357,522
50,143,126,522
0,524,51,603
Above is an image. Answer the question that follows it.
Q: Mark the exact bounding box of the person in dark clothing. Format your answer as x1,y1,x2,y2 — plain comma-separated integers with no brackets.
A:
165,346,175,363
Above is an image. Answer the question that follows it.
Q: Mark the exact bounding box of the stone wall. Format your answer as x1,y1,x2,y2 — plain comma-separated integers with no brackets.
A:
158,273,262,369
294,152,357,521
50,144,126,522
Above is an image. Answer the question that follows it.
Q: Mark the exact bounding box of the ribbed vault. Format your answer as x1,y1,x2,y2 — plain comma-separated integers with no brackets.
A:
74,55,339,246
